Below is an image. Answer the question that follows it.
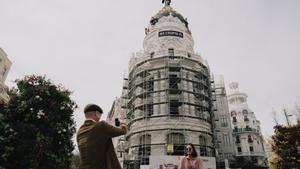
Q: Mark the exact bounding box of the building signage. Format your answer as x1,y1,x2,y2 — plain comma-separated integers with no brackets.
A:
158,31,183,38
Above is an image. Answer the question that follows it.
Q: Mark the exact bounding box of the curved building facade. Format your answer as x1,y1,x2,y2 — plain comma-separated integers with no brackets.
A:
125,5,216,168
227,82,267,167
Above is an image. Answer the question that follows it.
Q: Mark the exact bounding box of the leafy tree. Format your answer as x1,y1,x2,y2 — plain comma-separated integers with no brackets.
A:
230,156,267,169
0,75,77,169
271,122,300,169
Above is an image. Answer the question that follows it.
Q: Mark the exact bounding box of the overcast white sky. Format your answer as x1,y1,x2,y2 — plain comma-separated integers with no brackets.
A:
1,0,299,137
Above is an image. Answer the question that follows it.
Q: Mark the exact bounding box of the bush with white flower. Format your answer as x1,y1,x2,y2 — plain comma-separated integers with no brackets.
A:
0,75,77,169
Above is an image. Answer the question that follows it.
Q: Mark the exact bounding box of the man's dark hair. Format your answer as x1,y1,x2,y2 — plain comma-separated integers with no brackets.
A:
84,104,103,114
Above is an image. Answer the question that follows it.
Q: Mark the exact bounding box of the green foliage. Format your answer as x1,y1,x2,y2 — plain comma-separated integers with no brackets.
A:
230,156,267,169
272,122,300,169
0,75,77,169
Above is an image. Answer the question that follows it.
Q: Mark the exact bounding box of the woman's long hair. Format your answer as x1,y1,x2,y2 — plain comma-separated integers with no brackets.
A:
184,143,198,158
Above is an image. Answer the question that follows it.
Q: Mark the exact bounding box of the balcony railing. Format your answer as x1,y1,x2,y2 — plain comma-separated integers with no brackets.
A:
236,152,265,157
232,127,259,133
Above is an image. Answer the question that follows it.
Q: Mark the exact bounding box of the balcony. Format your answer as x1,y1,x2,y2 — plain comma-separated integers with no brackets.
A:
232,127,259,134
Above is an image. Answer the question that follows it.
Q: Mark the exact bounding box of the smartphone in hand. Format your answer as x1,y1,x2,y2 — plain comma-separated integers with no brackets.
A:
115,118,120,127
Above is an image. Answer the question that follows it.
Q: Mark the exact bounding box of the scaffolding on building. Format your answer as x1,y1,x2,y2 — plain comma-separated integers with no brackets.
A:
122,49,217,169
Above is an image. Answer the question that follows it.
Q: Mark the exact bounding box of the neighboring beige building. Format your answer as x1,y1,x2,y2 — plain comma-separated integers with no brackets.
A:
213,75,235,168
0,48,12,103
106,77,129,169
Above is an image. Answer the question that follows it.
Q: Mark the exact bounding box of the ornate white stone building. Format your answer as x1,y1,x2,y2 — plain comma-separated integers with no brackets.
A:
120,3,216,169
227,82,267,167
0,48,12,103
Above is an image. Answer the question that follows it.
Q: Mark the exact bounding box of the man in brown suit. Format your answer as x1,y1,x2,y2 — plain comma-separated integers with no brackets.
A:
77,104,127,169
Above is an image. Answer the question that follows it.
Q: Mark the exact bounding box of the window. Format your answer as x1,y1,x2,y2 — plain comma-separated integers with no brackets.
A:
232,117,237,123
244,116,249,122
195,107,203,118
168,48,174,56
144,104,153,117
169,75,179,89
169,74,180,94
144,78,154,92
237,147,242,153
231,111,236,116
139,135,151,165
169,67,181,72
249,146,254,152
199,136,207,156
236,136,240,143
220,116,228,127
170,100,179,116
248,135,253,143
223,134,230,145
167,133,185,155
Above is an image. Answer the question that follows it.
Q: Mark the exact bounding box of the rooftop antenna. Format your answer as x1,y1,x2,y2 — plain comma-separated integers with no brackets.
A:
283,106,292,126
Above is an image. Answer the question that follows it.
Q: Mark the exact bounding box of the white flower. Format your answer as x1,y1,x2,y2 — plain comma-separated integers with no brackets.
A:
35,95,42,101
30,108,33,111
37,110,45,116
60,106,65,110
62,129,66,132
37,110,45,119
58,130,62,134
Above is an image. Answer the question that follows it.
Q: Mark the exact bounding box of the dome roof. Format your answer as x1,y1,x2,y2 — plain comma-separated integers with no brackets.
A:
150,6,189,28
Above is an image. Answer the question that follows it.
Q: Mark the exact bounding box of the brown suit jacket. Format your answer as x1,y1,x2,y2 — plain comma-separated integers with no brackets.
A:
77,120,127,169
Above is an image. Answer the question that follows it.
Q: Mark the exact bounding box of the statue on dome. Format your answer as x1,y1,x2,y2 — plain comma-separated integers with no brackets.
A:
162,0,171,6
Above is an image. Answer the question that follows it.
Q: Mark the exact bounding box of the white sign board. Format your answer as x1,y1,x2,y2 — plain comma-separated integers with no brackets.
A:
149,156,216,169
141,165,150,169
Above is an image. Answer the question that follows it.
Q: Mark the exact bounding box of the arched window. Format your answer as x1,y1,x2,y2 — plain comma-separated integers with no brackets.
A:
199,135,207,156
139,135,151,165
242,110,248,115
167,133,185,155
